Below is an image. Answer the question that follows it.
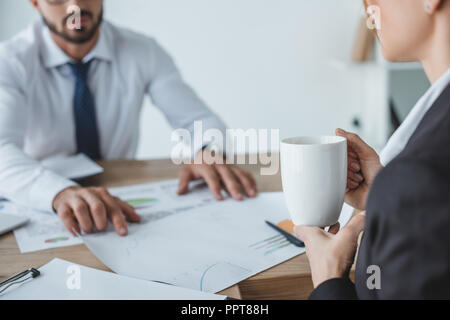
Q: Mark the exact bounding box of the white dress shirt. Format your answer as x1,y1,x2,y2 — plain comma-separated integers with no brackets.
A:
0,20,226,213
380,67,450,166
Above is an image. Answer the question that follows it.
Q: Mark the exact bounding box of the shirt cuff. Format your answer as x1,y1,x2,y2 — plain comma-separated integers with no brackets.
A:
309,277,358,300
29,169,79,213
188,117,227,160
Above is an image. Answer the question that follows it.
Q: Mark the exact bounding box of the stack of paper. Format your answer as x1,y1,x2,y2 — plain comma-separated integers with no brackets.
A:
82,180,354,293
0,153,103,253
2,178,353,297
41,153,104,180
0,258,225,300
0,201,83,253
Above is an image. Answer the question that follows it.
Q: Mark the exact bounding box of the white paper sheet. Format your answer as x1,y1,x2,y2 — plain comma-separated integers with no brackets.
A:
0,258,226,300
41,153,103,180
0,201,83,253
0,212,29,235
83,180,354,293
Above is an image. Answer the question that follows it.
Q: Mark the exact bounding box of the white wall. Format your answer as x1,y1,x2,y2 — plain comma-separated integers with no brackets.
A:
0,0,366,159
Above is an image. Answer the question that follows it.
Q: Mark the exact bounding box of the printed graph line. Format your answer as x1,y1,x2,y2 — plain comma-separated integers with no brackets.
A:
45,237,69,244
249,234,284,248
254,237,286,250
199,262,252,292
265,239,289,250
200,263,220,291
126,237,139,256
265,242,291,255
125,198,159,210
250,233,294,256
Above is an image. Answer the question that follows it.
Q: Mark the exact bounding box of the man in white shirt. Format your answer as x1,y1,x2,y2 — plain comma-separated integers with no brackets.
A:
0,0,257,237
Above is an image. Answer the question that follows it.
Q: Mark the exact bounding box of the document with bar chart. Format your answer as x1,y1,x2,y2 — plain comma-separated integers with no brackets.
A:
83,180,354,293
0,201,83,253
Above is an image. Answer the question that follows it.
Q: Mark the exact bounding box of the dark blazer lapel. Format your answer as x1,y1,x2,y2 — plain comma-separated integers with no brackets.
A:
400,82,450,155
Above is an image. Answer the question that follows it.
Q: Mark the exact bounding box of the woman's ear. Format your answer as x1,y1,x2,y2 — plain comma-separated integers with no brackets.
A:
29,0,40,11
424,0,443,14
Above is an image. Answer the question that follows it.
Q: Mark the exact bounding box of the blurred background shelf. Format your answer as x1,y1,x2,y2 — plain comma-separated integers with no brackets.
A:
329,28,429,152
0,0,432,157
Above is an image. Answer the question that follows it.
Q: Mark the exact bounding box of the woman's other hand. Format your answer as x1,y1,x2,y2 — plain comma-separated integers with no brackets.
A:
336,128,383,210
294,213,366,288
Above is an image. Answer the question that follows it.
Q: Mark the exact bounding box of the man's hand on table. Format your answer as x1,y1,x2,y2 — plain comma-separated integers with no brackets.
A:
53,186,141,237
177,149,258,201
53,150,258,237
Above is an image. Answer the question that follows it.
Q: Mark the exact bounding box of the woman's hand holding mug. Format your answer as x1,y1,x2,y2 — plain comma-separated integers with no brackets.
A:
335,128,383,211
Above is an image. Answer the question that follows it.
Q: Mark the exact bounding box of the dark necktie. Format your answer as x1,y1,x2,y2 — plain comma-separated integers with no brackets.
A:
69,60,101,160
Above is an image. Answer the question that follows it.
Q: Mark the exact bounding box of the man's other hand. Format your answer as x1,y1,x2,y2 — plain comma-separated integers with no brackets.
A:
177,150,258,201
53,186,141,237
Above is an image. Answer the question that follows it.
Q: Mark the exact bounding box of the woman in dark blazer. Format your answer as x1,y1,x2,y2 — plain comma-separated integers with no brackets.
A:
295,0,450,299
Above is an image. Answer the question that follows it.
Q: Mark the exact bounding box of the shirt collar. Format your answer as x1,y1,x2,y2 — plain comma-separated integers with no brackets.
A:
379,67,450,166
41,20,113,68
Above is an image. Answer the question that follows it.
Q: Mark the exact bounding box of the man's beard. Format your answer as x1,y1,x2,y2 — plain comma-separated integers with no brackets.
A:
43,9,103,44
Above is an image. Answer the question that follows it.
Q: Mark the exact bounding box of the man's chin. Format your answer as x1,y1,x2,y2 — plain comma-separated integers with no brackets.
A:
42,10,103,45
56,27,99,44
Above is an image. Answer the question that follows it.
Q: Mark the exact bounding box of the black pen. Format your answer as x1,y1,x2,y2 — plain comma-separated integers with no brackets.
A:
0,268,40,294
265,220,305,247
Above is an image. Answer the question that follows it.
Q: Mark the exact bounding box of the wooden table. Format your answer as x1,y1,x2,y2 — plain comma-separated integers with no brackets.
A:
0,159,317,300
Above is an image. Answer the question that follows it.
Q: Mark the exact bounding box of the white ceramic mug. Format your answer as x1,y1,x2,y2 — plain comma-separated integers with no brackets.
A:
280,136,347,227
